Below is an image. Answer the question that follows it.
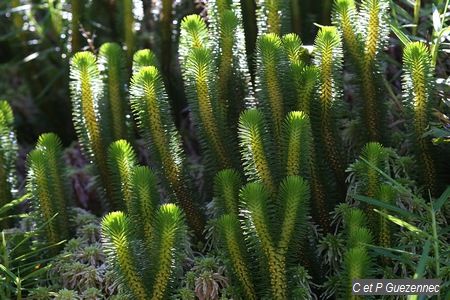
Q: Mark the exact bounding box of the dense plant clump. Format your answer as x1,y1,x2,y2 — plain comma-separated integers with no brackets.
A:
1,0,449,299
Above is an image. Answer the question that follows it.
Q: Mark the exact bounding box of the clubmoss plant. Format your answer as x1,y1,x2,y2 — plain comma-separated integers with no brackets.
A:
312,26,346,196
102,204,186,300
98,43,130,141
129,63,205,238
0,101,17,228
70,51,116,209
333,0,390,145
402,42,439,195
107,140,137,211
215,176,310,300
27,133,70,248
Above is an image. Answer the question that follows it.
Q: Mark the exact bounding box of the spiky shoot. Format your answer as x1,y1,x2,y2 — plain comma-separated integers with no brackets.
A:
70,51,116,209
276,176,309,256
216,214,257,300
240,182,286,300
238,109,278,195
281,111,312,179
313,26,346,191
179,15,209,63
101,212,150,299
129,166,159,254
27,133,70,247
255,33,286,147
402,42,438,195
107,140,137,211
340,208,373,299
0,101,17,227
183,46,235,170
256,0,290,35
333,0,390,144
132,49,158,75
214,169,243,216
99,43,129,141
208,0,254,126
148,204,186,300
130,65,205,237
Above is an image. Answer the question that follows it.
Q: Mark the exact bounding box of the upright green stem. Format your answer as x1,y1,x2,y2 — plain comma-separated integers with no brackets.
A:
413,0,421,35
430,205,440,298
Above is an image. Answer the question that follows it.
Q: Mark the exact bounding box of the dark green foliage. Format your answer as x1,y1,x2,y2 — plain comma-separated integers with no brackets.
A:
70,0,84,52
27,133,70,247
213,169,242,216
116,0,141,61
107,139,138,211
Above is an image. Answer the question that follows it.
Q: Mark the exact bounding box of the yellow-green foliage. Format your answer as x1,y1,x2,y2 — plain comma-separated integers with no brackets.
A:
217,214,257,300
241,182,287,299
333,0,390,144
281,33,314,110
255,33,285,146
402,42,438,195
180,15,241,174
99,43,129,141
130,64,205,237
239,109,277,195
107,140,137,211
132,49,158,75
256,0,290,35
102,204,186,300
340,208,373,299
215,174,310,299
27,133,70,247
179,15,209,62
281,111,312,178
214,169,242,216
208,0,254,121
185,46,233,169
148,204,186,300
102,212,151,300
70,51,117,209
0,101,17,224
313,26,346,190
129,166,159,254
349,142,396,246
